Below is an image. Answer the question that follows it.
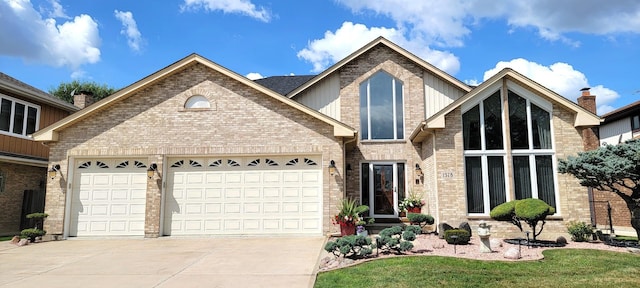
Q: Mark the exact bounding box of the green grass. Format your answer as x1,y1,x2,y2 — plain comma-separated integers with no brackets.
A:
0,235,15,241
315,249,640,288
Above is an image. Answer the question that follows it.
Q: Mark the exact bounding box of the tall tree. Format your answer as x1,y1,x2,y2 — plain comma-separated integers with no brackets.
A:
48,80,117,104
558,139,640,241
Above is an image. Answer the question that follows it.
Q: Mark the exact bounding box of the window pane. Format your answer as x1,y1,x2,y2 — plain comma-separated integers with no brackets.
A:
484,91,503,150
487,156,506,209
395,81,404,139
361,163,370,207
359,82,369,140
26,107,37,134
513,156,532,199
12,102,25,134
462,105,481,150
369,72,394,139
465,157,484,213
531,104,551,149
632,115,640,130
0,99,10,131
508,91,529,149
536,155,556,209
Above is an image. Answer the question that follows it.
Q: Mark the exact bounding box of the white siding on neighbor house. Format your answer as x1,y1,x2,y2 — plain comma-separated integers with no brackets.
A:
295,74,341,121
599,117,632,146
424,72,465,119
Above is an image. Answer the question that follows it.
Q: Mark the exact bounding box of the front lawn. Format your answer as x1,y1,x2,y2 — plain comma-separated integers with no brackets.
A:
0,236,15,241
315,249,640,288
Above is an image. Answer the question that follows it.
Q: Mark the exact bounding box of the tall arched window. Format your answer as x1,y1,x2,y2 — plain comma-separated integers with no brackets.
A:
359,71,404,140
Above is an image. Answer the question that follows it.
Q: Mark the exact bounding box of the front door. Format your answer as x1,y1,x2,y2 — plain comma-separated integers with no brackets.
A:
362,162,405,218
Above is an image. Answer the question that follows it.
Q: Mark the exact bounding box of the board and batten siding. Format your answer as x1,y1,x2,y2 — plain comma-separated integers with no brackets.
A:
294,74,341,121
424,71,465,119
600,117,632,146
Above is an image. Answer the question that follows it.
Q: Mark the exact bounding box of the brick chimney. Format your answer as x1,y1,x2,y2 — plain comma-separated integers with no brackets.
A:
577,88,599,151
73,91,95,109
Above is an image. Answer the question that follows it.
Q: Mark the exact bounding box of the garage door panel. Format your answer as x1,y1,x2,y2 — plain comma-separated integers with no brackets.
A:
164,156,322,236
244,203,261,213
225,173,242,183
264,188,280,198
225,203,241,213
245,188,260,198
130,204,146,215
185,203,202,214
225,188,241,198
92,190,109,201
186,188,203,199
205,203,222,214
205,188,222,199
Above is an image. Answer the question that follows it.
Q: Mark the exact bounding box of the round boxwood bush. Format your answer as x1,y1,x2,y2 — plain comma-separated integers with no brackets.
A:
489,200,516,220
444,229,470,244
407,213,435,227
515,198,555,220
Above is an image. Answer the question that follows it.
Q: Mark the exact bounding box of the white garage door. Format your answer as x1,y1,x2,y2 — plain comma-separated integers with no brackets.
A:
164,156,323,236
69,159,148,237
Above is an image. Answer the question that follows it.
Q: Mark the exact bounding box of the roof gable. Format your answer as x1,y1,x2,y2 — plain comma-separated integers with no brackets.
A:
287,37,471,98
410,68,602,142
33,54,355,142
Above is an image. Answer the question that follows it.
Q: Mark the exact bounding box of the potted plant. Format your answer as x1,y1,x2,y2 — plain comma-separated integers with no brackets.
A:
333,198,369,236
398,190,425,214
356,218,375,236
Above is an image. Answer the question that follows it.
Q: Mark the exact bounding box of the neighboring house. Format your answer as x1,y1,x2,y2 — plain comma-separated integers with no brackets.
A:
0,72,79,236
592,100,640,234
33,37,600,239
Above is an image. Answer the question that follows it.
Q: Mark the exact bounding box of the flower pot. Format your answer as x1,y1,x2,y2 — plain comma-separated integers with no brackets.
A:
407,207,421,213
339,222,356,236
357,230,368,237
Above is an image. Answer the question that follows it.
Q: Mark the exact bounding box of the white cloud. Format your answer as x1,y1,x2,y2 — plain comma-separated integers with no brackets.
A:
297,22,459,74
483,58,619,114
45,0,68,19
114,10,144,52
337,0,640,47
0,0,101,69
181,0,271,22
245,72,263,80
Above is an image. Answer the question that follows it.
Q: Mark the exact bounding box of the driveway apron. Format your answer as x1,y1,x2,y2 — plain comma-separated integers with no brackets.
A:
0,237,325,288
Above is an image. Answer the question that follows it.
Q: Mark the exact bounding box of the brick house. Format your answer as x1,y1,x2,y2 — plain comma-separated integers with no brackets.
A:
590,100,640,234
0,72,78,236
33,37,600,239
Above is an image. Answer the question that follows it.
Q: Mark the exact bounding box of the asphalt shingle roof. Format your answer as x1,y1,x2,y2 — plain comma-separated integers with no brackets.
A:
254,75,315,96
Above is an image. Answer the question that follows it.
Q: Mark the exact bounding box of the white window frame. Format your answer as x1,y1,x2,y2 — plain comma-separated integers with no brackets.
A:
506,83,560,212
0,94,41,138
462,87,510,215
360,71,405,141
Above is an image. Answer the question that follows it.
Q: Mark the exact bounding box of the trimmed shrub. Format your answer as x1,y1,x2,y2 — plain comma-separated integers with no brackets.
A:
490,201,516,221
515,199,556,219
566,221,593,242
21,228,46,242
407,213,435,228
404,225,422,235
324,235,373,258
376,226,415,253
444,229,470,244
490,198,555,241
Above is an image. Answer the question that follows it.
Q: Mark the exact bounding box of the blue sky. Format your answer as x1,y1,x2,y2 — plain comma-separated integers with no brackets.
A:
1,0,639,114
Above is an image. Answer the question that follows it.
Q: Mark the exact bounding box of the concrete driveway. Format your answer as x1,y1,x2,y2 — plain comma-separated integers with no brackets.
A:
0,237,325,288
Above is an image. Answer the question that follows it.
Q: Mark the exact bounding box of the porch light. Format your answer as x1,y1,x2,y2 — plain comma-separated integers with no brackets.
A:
48,164,61,179
328,160,336,176
415,164,423,177
147,163,158,179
